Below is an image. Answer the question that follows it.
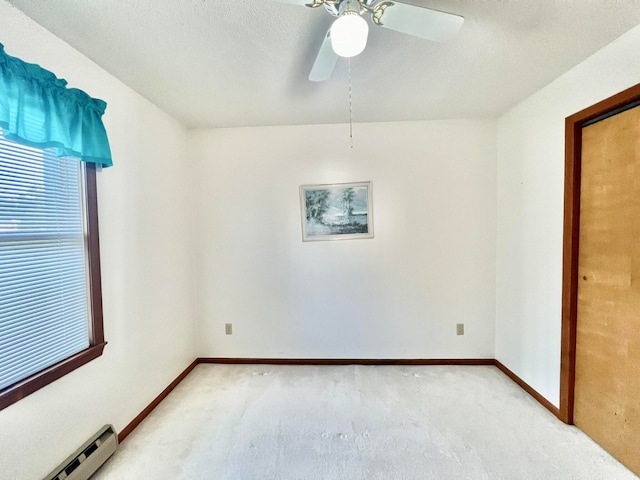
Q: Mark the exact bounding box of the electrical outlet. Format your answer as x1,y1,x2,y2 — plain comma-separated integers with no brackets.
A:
456,323,464,336
225,323,233,335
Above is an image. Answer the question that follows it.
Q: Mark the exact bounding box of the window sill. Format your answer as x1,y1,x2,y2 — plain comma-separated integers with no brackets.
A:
0,342,107,411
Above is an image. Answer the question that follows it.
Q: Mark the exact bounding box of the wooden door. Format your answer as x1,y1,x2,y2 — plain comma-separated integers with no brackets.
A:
575,104,640,476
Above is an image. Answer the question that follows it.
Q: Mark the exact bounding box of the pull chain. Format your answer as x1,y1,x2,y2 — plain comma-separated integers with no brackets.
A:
348,57,353,149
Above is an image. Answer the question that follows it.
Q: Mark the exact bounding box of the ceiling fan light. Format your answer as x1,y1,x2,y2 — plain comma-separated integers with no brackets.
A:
330,12,369,58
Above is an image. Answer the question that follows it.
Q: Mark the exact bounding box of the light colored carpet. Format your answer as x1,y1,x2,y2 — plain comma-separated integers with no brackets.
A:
94,365,638,480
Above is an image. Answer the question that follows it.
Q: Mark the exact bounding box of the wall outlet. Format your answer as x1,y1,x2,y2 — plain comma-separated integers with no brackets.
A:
225,323,233,335
456,323,464,336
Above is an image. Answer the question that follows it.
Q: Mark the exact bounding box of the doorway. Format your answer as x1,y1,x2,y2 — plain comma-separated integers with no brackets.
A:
561,83,640,476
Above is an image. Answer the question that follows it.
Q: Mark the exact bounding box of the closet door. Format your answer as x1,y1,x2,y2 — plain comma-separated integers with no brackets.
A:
575,104,640,476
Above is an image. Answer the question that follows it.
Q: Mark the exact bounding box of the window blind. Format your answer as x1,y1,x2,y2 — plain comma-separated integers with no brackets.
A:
0,129,90,391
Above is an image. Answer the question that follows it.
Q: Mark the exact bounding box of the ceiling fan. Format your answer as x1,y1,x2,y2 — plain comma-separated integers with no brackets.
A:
275,0,464,82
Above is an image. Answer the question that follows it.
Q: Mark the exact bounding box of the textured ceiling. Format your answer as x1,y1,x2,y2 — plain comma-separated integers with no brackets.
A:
6,0,640,128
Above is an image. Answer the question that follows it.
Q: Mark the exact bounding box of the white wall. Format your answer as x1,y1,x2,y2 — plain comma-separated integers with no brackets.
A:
191,120,497,359
496,23,640,407
0,4,196,479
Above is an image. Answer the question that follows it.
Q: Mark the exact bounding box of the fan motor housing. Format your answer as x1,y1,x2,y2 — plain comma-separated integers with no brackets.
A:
322,0,376,17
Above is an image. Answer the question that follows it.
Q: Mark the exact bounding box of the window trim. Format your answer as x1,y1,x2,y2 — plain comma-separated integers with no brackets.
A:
0,163,105,411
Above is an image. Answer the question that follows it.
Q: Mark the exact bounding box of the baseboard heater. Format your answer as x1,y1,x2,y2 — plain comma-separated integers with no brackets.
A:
43,425,118,480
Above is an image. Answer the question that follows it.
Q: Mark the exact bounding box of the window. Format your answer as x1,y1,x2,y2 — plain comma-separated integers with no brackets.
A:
0,128,105,411
0,43,111,410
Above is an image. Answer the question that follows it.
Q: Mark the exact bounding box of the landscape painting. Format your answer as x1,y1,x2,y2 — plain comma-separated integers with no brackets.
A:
300,181,373,242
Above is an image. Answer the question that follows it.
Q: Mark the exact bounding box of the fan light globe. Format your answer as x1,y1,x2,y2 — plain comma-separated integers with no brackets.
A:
330,12,369,58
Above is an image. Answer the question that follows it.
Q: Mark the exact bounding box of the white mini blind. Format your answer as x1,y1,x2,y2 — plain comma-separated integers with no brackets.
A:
0,129,90,391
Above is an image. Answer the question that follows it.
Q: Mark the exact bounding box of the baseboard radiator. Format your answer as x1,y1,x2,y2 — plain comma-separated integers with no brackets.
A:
43,425,118,480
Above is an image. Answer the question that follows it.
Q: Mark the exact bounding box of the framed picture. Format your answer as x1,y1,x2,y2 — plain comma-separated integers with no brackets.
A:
299,181,373,242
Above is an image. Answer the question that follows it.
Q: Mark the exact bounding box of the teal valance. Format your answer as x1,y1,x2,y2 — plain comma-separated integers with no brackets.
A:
0,43,112,167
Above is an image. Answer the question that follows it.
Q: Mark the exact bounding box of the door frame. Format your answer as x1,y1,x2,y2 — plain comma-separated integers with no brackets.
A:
560,82,640,424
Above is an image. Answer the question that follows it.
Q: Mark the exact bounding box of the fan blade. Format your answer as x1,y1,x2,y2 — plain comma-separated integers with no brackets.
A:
272,0,319,5
373,2,463,42
309,29,339,82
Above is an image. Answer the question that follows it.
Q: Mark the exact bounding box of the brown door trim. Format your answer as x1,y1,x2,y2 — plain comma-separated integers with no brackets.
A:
560,82,640,424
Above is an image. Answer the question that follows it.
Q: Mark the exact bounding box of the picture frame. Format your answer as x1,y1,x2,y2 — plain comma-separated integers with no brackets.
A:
299,181,373,242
